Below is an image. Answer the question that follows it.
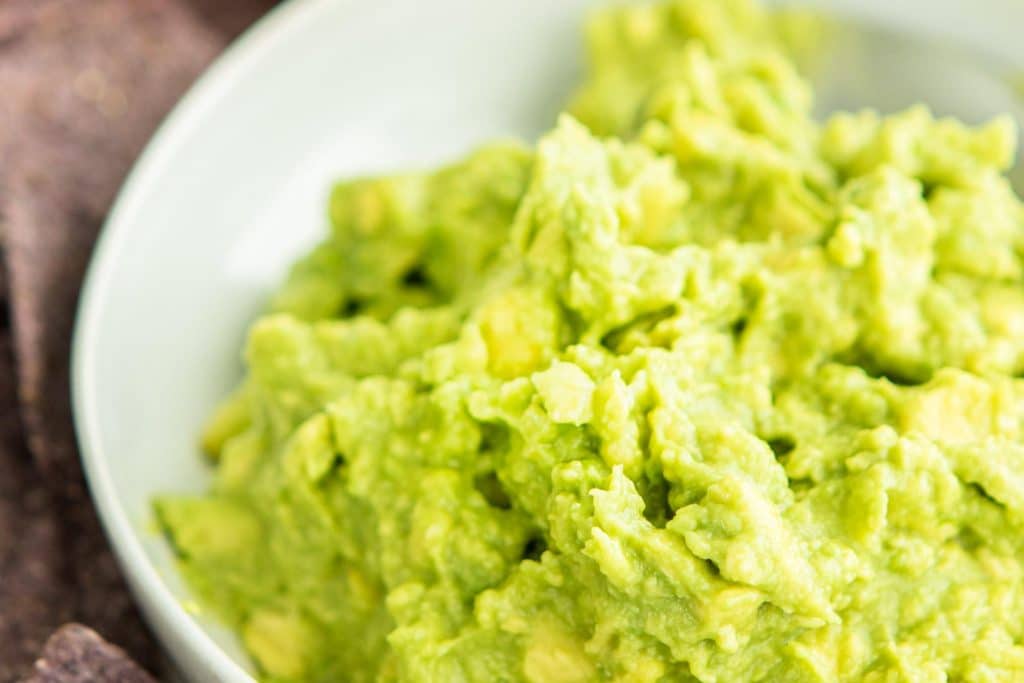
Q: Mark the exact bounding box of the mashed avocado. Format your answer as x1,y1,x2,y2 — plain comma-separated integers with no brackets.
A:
155,0,1024,680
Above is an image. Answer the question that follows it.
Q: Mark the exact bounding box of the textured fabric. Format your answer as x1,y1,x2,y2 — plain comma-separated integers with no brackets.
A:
0,1,274,679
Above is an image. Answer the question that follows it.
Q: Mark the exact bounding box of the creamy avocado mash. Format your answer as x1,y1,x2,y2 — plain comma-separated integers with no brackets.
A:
155,0,1024,680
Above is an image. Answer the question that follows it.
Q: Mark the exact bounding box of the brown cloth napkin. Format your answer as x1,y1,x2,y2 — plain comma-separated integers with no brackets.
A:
0,1,275,680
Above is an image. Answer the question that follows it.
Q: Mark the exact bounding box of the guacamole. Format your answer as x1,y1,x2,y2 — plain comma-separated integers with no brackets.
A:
155,0,1024,680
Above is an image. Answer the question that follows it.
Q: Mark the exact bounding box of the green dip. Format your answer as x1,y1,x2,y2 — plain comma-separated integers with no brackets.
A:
155,0,1024,680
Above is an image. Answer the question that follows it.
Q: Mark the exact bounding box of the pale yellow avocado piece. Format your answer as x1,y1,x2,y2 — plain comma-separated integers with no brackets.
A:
900,370,1004,445
243,610,317,680
155,497,261,560
479,287,562,379
522,621,597,683
532,361,596,425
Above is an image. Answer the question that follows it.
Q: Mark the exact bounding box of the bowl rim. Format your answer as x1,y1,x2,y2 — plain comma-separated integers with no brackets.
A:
70,0,348,679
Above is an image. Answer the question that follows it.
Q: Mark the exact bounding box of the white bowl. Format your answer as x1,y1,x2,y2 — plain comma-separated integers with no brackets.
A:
71,0,1024,680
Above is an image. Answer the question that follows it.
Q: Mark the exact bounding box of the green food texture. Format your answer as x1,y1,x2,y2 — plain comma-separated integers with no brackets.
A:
155,0,1024,680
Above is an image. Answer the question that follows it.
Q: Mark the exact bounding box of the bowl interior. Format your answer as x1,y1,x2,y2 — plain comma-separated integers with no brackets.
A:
73,0,1024,680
